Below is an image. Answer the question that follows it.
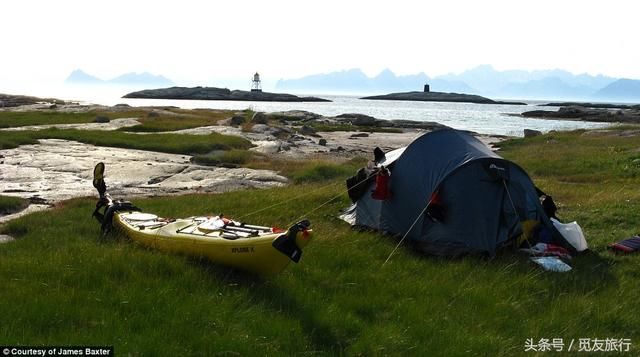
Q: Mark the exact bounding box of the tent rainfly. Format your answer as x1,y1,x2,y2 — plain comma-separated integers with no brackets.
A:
341,129,571,256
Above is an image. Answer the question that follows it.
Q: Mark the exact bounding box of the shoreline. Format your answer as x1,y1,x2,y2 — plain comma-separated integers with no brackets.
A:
0,101,507,220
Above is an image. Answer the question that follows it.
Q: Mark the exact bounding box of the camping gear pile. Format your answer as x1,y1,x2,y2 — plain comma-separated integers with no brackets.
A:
91,163,312,275
341,129,590,271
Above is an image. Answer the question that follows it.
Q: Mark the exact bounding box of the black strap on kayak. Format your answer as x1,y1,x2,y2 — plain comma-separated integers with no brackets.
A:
97,200,141,234
272,220,310,263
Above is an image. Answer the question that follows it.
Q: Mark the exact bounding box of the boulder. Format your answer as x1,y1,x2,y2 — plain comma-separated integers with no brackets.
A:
94,115,110,123
336,113,378,126
250,124,270,134
251,112,268,124
230,115,246,126
524,129,543,138
280,142,292,151
299,125,317,136
266,110,322,122
319,138,328,146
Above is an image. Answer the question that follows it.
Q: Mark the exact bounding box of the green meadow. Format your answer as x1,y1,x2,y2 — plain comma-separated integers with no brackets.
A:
118,108,234,132
1,123,640,355
0,128,251,154
0,110,146,128
0,108,235,131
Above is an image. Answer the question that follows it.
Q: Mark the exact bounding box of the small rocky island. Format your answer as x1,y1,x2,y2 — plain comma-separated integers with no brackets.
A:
521,105,640,123
1,93,65,108
123,86,331,102
361,90,525,105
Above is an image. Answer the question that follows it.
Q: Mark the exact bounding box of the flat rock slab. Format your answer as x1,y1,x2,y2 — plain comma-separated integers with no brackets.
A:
0,139,288,204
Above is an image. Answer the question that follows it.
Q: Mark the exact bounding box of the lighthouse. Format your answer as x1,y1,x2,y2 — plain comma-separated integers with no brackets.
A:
251,72,262,92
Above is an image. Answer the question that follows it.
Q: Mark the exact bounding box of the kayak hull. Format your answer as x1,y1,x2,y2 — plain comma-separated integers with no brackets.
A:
113,212,312,275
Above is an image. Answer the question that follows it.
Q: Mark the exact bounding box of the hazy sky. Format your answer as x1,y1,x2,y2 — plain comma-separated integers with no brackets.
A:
2,0,639,87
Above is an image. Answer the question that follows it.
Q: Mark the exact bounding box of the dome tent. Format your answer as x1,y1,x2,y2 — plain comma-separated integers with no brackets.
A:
341,129,571,256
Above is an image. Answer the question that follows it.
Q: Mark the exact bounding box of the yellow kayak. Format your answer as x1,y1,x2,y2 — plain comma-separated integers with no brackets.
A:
92,163,312,275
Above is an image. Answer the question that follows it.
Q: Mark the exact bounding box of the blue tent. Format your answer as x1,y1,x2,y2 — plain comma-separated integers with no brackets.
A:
341,129,566,256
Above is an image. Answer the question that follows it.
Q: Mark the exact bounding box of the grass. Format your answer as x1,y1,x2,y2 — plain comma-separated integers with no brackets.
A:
289,162,360,184
1,127,640,354
248,157,368,182
0,128,252,155
0,108,235,132
121,109,234,132
0,110,147,128
0,195,28,215
191,149,264,167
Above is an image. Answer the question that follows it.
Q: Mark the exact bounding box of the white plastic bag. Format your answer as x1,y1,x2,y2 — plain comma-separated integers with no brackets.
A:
551,218,588,252
531,257,572,272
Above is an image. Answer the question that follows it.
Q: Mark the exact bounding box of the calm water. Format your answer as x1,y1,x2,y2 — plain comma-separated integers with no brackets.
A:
14,85,610,136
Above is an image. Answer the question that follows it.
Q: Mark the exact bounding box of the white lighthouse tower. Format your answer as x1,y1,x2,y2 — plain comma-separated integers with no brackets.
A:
251,72,262,92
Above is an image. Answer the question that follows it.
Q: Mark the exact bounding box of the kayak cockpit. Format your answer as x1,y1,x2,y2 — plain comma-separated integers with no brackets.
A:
117,212,281,240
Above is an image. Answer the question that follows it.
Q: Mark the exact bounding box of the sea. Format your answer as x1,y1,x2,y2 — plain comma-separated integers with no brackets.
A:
11,85,611,137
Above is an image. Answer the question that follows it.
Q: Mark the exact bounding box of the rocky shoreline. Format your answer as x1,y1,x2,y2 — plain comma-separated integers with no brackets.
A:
540,102,640,110
0,101,501,223
361,91,526,105
200,110,457,158
123,86,331,102
521,105,640,123
0,93,66,108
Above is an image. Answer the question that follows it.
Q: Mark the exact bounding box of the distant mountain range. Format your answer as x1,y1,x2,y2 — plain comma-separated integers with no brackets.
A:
65,69,174,87
275,66,640,102
275,68,473,95
594,79,640,101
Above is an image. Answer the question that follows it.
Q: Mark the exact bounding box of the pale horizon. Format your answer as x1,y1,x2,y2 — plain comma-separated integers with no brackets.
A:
2,0,639,92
